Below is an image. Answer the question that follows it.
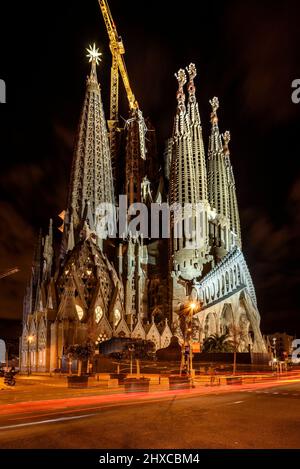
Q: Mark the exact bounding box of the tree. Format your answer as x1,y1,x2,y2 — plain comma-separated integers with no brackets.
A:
123,339,155,360
65,341,95,376
202,333,234,353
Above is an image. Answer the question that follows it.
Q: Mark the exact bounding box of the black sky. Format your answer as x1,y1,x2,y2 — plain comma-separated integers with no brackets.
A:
0,0,300,334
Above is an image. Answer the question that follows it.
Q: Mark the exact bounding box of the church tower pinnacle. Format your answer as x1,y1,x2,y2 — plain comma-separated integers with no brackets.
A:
207,97,231,256
66,44,115,245
222,130,242,247
169,69,197,207
186,63,208,202
169,68,210,294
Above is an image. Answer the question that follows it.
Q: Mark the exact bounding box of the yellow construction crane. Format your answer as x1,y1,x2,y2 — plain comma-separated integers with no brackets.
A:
98,0,146,160
0,267,19,280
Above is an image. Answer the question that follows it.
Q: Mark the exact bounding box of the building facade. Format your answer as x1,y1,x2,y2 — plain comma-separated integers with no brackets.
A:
20,52,266,373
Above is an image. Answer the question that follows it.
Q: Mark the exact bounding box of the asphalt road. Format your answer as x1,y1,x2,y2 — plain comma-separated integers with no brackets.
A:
0,381,299,449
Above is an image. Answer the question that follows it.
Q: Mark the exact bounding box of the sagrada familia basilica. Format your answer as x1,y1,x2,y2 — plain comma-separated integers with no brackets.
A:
20,44,267,372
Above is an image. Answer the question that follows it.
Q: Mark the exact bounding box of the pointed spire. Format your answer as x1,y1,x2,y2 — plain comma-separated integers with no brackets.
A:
222,131,242,247
170,68,196,206
173,69,188,138
175,68,187,113
207,97,230,253
169,66,210,279
86,43,102,89
209,96,223,153
186,63,208,201
32,228,43,286
42,218,54,281
222,130,231,156
29,229,43,314
186,63,196,105
67,43,114,246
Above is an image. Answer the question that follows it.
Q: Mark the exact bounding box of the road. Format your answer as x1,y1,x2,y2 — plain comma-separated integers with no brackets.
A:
0,379,300,448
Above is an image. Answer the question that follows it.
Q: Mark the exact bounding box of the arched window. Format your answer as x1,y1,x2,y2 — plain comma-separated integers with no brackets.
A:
230,269,233,289
114,308,121,326
237,265,241,283
225,271,229,291
75,304,84,321
95,305,103,324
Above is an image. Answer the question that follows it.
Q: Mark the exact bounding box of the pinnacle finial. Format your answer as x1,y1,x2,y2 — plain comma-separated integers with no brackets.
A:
86,43,101,87
209,96,219,113
186,63,197,99
175,68,187,87
175,69,187,112
223,130,231,144
222,130,231,155
186,63,197,81
209,96,219,124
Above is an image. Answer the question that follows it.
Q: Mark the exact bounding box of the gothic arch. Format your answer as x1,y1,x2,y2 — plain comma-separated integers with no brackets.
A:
220,303,234,335
221,275,225,295
210,282,215,301
204,312,217,336
230,268,233,289
205,287,210,303
237,264,241,284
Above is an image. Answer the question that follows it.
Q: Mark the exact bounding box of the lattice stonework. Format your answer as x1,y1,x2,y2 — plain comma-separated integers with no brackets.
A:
68,59,115,230
207,98,229,220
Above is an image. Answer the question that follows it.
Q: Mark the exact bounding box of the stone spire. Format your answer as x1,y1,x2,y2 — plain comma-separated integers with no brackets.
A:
67,44,115,240
168,69,209,283
169,69,197,206
222,131,242,247
207,97,229,220
42,218,54,282
31,228,43,313
207,97,231,256
186,63,208,201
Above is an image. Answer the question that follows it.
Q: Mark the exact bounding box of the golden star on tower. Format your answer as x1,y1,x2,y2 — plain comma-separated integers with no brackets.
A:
86,43,102,65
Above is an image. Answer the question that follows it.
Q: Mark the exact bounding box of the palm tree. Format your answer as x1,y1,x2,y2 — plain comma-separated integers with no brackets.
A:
202,333,234,353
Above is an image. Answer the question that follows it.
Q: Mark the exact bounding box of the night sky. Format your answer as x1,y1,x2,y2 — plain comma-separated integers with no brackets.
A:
0,0,300,335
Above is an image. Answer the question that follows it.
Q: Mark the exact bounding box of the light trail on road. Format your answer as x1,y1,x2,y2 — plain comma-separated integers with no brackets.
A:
0,374,299,425
0,413,96,430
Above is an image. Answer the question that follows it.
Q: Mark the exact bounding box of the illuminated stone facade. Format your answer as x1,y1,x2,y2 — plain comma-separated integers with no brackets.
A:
20,55,266,373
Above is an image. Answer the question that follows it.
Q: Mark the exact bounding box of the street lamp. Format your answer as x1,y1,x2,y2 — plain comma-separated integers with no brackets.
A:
128,344,135,375
180,301,198,378
27,335,33,376
188,302,196,378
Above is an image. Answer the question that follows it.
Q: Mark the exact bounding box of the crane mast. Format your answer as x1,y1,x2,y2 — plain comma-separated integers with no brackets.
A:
98,0,146,162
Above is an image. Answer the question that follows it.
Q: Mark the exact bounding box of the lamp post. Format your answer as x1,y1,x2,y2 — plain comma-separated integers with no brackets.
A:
180,301,197,378
128,344,135,376
27,335,33,376
188,302,196,378
272,338,278,372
